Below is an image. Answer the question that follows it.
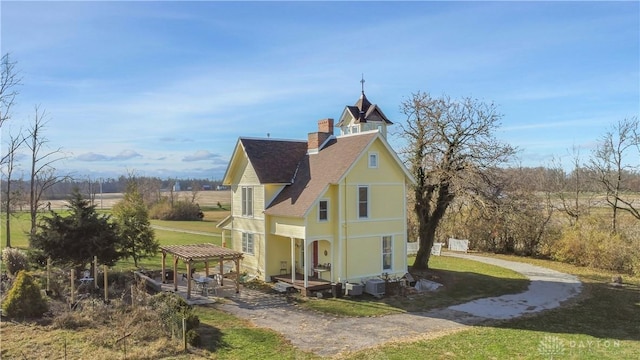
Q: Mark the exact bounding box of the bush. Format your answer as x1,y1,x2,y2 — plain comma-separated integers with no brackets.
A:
2,248,30,276
186,329,201,347
148,292,199,339
2,271,48,318
149,199,203,221
550,216,639,275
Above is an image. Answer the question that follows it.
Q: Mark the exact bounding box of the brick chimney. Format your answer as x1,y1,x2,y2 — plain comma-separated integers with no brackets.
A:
308,118,334,152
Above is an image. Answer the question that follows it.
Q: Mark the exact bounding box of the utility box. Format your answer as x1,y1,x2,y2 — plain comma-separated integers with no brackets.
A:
365,279,385,297
344,282,363,296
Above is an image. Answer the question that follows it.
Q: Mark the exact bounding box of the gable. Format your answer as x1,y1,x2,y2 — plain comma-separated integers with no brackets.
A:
222,138,308,185
264,132,414,218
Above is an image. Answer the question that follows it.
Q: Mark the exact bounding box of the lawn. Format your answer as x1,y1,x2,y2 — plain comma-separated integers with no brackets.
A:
296,255,529,316
344,255,640,360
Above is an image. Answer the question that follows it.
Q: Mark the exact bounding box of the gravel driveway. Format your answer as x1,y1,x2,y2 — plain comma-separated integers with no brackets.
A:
219,253,582,357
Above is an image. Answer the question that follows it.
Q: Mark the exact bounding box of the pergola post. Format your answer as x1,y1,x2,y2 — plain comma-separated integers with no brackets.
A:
219,258,224,286
186,261,192,299
235,257,240,293
173,257,179,292
161,251,166,283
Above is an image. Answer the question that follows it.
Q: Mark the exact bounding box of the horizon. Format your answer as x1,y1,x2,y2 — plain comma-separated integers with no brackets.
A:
1,1,638,180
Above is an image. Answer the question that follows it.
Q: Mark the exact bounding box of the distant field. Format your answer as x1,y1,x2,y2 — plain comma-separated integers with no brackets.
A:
46,190,231,210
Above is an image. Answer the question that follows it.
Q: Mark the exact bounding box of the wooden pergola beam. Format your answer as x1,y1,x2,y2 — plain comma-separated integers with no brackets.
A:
159,244,244,298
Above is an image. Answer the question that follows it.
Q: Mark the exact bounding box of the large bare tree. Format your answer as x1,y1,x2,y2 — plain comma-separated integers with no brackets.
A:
0,53,21,129
398,92,516,269
588,117,640,233
25,106,69,236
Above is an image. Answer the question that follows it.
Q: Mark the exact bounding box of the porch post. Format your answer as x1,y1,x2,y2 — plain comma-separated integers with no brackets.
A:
303,239,308,288
290,237,295,284
221,230,226,248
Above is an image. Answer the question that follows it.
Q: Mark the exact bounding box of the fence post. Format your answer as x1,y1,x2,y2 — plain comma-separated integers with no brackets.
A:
46,257,51,293
103,265,108,302
182,317,187,351
70,269,75,305
93,256,98,289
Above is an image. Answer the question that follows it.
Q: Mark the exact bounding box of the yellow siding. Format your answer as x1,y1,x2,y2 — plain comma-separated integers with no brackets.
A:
270,216,305,238
333,137,408,282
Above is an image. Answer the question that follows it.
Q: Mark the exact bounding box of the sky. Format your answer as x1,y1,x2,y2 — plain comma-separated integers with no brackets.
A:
1,1,638,181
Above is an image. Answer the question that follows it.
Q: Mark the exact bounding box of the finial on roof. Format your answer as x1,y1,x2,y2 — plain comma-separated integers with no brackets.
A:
360,74,365,94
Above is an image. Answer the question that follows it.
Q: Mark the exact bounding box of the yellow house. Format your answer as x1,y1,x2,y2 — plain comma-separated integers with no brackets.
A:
218,91,414,294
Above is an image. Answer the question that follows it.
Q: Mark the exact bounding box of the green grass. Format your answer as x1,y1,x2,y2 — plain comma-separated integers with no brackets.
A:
344,254,640,360
1,211,226,273
296,255,529,316
192,306,319,359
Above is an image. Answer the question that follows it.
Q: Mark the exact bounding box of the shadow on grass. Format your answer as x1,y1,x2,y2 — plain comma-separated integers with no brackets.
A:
299,269,531,316
197,321,231,353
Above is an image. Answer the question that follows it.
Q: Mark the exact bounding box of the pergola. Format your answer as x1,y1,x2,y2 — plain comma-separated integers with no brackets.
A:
160,243,244,299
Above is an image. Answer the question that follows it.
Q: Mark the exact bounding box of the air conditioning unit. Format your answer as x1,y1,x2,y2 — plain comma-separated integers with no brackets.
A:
345,282,363,296
365,279,385,297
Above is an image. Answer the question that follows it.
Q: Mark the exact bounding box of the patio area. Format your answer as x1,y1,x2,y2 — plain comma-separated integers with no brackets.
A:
159,274,242,305
160,243,244,300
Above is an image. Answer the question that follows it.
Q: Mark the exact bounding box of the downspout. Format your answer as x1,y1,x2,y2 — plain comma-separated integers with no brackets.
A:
403,178,408,273
343,176,348,282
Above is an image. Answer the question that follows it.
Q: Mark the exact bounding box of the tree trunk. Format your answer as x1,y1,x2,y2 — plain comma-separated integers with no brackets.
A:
413,182,454,270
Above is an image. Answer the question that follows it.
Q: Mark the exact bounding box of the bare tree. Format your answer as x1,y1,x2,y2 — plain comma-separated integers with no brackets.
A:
588,117,640,233
551,146,594,226
25,106,69,236
398,92,516,269
189,181,201,203
0,53,21,129
2,132,25,248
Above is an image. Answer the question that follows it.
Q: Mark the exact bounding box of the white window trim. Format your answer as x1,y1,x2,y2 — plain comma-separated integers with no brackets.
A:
242,232,255,255
357,185,369,219
382,235,393,271
368,151,379,168
318,199,329,222
241,186,253,217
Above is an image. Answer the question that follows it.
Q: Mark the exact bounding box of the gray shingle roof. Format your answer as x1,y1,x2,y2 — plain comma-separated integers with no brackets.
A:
265,132,378,217
240,138,308,184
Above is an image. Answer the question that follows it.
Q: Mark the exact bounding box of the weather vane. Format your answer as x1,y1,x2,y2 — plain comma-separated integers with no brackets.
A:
360,74,365,93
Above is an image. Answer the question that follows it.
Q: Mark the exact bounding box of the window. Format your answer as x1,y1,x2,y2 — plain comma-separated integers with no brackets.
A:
318,200,328,221
368,152,378,168
382,236,392,270
241,186,253,217
351,125,359,134
242,232,254,255
358,186,368,218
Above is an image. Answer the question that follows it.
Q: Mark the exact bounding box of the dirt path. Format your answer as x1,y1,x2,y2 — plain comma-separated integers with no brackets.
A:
219,253,583,358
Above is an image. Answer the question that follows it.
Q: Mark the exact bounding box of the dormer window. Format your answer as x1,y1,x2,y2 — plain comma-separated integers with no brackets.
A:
368,152,378,168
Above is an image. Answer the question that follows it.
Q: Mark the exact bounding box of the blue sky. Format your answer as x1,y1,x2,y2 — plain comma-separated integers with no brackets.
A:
2,1,638,180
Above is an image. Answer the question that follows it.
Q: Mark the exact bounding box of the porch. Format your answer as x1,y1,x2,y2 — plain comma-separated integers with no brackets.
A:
272,273,332,296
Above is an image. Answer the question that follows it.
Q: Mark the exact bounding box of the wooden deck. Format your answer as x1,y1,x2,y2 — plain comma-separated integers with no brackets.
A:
272,273,332,296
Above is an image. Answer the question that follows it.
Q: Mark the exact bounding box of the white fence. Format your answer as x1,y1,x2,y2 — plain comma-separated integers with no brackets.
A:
407,242,419,256
407,242,444,256
448,238,469,252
